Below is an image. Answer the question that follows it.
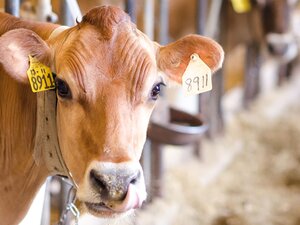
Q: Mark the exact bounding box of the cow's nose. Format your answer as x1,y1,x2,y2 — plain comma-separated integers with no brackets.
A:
90,169,140,201
267,42,288,56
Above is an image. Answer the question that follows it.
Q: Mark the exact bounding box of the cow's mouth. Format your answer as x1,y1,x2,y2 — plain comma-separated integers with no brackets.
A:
84,202,126,217
84,183,144,217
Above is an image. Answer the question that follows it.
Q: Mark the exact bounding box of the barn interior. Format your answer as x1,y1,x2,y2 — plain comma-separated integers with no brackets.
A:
1,0,300,225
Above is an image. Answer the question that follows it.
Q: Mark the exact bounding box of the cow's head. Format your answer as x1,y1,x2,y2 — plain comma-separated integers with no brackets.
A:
0,6,223,217
257,0,298,61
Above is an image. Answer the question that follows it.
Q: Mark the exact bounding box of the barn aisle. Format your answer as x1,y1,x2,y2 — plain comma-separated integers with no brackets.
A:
134,71,300,225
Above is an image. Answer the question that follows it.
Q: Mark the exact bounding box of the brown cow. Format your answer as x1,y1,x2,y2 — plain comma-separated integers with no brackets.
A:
220,0,298,104
0,6,223,225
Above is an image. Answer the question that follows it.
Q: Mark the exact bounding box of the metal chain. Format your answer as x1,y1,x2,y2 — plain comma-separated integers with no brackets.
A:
58,202,80,225
57,178,80,225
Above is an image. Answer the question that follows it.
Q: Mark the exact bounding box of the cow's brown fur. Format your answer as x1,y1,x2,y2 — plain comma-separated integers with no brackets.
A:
0,6,223,224
0,13,58,225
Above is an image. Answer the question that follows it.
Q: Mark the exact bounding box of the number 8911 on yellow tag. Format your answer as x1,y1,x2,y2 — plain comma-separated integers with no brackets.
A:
27,55,56,93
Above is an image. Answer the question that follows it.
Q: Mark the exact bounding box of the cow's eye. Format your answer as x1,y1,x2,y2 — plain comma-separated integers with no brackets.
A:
150,82,165,100
55,78,71,98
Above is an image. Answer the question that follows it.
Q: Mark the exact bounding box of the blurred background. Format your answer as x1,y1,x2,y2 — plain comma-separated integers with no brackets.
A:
2,0,300,224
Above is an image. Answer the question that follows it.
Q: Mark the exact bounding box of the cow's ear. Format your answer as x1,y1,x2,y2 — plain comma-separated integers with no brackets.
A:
0,28,51,83
156,34,224,84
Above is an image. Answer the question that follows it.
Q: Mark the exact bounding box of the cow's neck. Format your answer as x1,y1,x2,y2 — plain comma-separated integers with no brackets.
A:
0,14,70,224
0,72,49,225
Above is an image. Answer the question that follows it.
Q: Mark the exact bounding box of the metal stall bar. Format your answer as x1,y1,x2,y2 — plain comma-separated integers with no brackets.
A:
196,0,207,35
61,0,74,26
205,0,223,38
144,0,155,40
200,0,224,138
66,0,82,22
195,0,208,156
125,0,136,23
36,0,56,22
148,0,169,199
60,0,82,26
5,0,20,16
150,142,163,198
141,0,155,201
159,0,169,45
196,0,207,129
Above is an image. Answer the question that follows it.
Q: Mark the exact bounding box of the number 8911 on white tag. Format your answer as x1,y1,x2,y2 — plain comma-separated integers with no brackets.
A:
182,53,212,96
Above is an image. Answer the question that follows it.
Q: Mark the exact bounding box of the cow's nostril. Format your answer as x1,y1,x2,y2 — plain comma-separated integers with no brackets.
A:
89,168,142,202
90,170,107,191
130,171,140,185
267,42,288,56
267,43,275,54
130,178,137,184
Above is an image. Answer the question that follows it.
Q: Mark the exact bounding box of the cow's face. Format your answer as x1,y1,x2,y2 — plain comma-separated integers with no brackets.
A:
258,0,298,60
0,6,223,218
52,13,160,216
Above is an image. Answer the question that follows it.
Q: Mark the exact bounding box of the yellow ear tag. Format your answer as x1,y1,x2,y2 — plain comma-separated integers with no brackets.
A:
231,0,251,13
182,53,212,96
27,55,55,92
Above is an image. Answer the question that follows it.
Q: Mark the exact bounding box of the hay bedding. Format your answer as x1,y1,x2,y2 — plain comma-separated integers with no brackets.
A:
78,75,300,225
134,76,300,225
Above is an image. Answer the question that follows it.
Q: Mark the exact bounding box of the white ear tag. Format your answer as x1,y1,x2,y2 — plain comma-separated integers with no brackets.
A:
182,53,212,96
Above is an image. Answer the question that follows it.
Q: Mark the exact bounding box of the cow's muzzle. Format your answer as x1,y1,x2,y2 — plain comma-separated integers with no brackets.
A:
81,162,146,217
266,33,298,62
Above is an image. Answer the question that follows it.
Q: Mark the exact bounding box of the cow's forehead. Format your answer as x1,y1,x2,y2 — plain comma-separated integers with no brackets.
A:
54,7,158,101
